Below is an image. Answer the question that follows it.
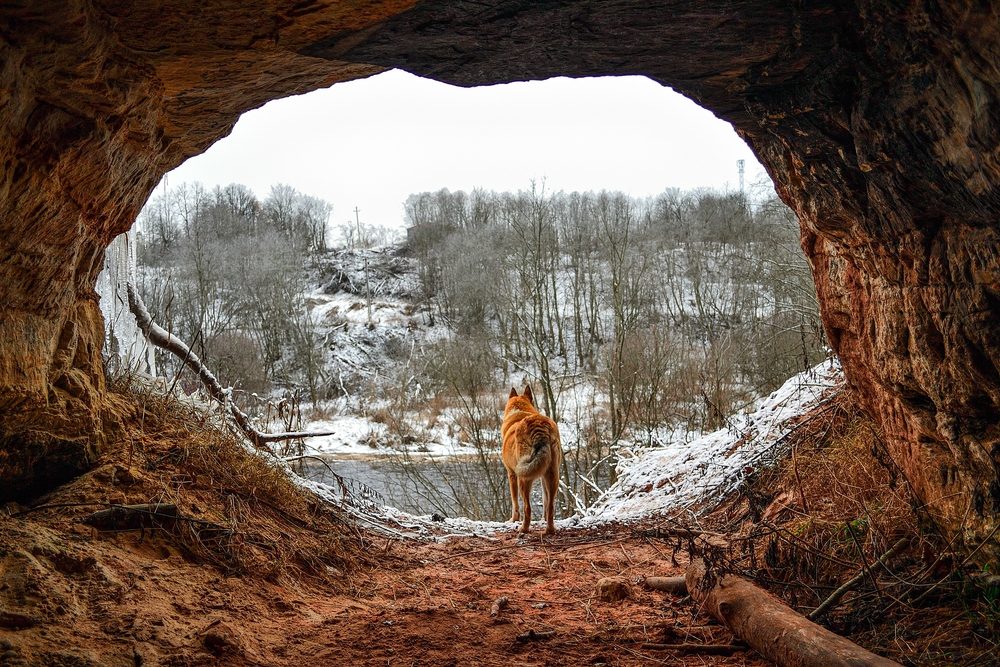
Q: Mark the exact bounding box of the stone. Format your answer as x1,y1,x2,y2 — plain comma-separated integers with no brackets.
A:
595,576,631,603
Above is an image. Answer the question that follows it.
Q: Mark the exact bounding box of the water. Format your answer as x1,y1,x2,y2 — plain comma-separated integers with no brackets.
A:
296,455,552,521
296,455,510,520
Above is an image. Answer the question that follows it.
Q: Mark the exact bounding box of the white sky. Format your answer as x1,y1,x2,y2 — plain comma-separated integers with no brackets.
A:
164,69,766,230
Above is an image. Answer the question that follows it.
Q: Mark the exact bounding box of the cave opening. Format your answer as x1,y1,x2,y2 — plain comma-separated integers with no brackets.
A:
3,5,1000,663
2,0,997,562
119,69,829,526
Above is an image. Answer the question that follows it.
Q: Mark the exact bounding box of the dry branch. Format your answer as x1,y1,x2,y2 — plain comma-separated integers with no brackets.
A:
81,503,232,536
686,558,902,667
808,537,909,620
82,503,179,531
127,283,336,448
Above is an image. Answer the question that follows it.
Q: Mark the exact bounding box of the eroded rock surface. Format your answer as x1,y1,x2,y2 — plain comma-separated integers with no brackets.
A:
1,1,997,558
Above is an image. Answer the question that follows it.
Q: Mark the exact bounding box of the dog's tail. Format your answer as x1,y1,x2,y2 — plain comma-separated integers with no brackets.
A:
514,416,557,478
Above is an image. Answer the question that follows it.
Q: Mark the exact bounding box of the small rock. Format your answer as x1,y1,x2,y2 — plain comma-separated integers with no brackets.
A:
595,576,631,602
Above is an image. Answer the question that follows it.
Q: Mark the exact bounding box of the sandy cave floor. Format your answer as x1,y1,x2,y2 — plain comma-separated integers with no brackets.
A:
281,525,765,667
0,511,766,667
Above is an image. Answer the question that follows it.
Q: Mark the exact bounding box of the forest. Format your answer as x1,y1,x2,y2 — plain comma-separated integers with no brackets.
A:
133,180,828,518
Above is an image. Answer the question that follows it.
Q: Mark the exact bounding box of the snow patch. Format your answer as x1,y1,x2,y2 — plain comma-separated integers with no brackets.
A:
581,358,843,524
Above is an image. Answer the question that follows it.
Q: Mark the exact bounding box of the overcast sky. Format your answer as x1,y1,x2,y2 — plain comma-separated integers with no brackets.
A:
164,69,766,230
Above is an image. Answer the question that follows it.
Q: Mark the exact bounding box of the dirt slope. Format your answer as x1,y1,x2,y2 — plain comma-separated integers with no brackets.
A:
3,384,991,666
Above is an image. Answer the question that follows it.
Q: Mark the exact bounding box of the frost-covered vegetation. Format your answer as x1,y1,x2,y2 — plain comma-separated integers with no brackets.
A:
133,180,828,521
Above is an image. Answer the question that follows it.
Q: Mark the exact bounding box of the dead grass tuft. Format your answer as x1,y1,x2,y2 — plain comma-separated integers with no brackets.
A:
753,397,917,593
79,375,372,582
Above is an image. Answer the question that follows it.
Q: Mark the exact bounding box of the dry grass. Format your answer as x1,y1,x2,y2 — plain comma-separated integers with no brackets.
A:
84,374,371,582
752,399,917,599
696,390,1000,664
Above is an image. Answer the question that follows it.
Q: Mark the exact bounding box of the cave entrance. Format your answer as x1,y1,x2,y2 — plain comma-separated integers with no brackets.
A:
5,1,998,561
125,69,828,526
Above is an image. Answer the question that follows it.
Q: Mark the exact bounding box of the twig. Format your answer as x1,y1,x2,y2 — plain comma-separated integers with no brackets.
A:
490,596,509,617
637,527,726,540
808,537,909,620
846,520,883,604
791,442,810,513
911,522,1000,606
258,429,337,443
640,643,743,655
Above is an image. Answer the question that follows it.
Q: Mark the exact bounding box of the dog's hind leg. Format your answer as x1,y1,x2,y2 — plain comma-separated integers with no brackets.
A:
542,471,557,535
507,469,520,522
518,478,533,534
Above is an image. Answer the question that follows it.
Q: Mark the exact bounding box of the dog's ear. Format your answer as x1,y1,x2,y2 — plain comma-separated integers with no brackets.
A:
523,384,534,404
509,386,518,398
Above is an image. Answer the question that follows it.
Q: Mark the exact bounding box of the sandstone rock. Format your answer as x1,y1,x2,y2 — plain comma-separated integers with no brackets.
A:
202,621,244,657
595,576,631,602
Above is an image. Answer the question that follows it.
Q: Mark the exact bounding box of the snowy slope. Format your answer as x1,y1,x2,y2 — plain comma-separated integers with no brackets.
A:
581,357,842,523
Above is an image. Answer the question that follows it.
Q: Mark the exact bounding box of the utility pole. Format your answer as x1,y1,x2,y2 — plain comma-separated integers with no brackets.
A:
354,206,362,249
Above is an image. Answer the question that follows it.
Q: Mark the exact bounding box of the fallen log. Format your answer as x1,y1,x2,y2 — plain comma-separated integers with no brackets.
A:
515,629,555,643
686,558,902,667
643,575,688,595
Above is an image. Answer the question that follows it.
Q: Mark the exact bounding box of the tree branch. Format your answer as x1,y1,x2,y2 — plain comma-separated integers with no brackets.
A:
808,538,909,621
127,282,336,448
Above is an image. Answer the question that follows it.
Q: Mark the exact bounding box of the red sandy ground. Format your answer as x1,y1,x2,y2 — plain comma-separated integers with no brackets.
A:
0,513,767,667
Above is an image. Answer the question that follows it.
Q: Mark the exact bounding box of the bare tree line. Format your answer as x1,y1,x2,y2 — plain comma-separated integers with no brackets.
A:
129,179,825,520
134,182,393,406
403,184,826,512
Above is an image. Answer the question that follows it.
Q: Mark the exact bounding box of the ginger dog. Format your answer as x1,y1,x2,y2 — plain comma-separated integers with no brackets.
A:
501,384,561,535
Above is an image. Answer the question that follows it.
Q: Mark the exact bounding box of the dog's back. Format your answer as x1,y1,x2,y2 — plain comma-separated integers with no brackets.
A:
502,404,560,479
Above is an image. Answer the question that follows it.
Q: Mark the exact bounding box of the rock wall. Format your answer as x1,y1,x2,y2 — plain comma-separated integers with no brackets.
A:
1,1,996,559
